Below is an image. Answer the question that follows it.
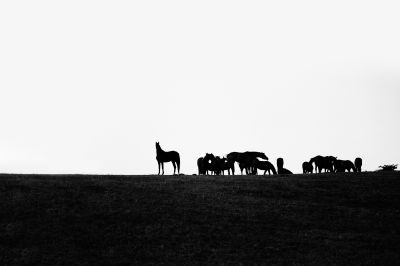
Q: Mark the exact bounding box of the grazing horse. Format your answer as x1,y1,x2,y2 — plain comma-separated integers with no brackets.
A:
302,161,314,174
277,158,293,175
355,157,362,172
334,159,356,172
310,155,336,173
155,142,180,175
227,151,269,175
253,158,277,175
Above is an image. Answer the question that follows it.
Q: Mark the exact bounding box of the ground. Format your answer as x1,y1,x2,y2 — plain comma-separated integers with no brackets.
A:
0,171,399,265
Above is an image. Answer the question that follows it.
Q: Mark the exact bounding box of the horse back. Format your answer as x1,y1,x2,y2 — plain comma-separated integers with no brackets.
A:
157,150,180,162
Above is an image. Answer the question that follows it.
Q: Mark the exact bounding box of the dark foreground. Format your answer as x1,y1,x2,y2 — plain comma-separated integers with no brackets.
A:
1,172,400,265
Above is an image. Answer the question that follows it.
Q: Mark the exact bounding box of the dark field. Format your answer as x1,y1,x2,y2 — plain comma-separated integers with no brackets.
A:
1,172,400,265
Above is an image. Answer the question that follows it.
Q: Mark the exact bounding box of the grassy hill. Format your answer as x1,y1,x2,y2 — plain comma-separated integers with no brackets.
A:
1,172,399,265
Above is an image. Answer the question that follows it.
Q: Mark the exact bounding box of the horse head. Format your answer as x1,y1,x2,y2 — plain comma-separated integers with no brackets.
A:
155,142,162,152
204,153,215,162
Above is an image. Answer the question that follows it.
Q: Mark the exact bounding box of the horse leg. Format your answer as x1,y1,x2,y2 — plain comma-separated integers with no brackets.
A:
161,163,164,175
172,162,176,175
158,161,160,175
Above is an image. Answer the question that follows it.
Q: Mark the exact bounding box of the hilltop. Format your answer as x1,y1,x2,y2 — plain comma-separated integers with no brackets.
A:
1,172,399,265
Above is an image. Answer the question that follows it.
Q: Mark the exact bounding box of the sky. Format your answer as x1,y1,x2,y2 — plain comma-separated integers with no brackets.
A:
0,1,399,174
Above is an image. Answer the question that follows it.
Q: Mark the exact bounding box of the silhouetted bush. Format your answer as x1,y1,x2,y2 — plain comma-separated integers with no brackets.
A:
378,164,398,171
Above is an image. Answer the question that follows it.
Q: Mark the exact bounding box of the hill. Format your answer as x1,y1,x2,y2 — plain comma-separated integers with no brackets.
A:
1,172,399,265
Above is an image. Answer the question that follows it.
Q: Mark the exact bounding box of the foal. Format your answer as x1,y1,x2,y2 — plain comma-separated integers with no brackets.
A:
155,142,180,175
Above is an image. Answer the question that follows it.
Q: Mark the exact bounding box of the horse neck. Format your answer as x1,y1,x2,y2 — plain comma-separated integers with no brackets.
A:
156,145,164,155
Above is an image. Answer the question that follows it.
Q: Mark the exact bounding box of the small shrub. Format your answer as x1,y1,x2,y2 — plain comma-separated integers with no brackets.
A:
378,164,398,171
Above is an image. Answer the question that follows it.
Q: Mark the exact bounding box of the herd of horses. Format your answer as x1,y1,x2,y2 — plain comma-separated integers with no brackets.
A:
155,142,363,176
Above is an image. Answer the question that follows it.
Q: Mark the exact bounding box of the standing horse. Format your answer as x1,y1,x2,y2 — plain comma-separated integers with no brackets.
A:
310,155,336,173
197,157,206,175
155,142,180,175
218,157,235,175
203,153,218,175
302,161,313,174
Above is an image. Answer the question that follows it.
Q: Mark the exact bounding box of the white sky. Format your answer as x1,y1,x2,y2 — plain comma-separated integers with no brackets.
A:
0,1,399,174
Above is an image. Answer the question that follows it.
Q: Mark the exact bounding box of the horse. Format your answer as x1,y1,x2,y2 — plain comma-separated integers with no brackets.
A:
213,156,224,175
302,161,313,174
218,157,235,175
355,157,362,172
203,153,221,175
227,151,268,175
277,158,293,175
155,142,180,175
239,158,257,175
238,158,258,175
253,158,277,175
309,155,336,173
334,159,356,172
197,157,206,175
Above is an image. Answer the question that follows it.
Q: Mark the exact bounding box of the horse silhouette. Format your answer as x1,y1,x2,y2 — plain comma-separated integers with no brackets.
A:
310,155,336,173
253,158,277,175
355,157,362,172
155,142,180,175
238,159,258,175
214,156,224,175
334,159,356,172
203,153,214,175
197,157,206,175
277,158,293,175
234,157,254,175
238,161,248,175
227,151,268,175
203,153,221,175
302,161,314,174
218,157,235,175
